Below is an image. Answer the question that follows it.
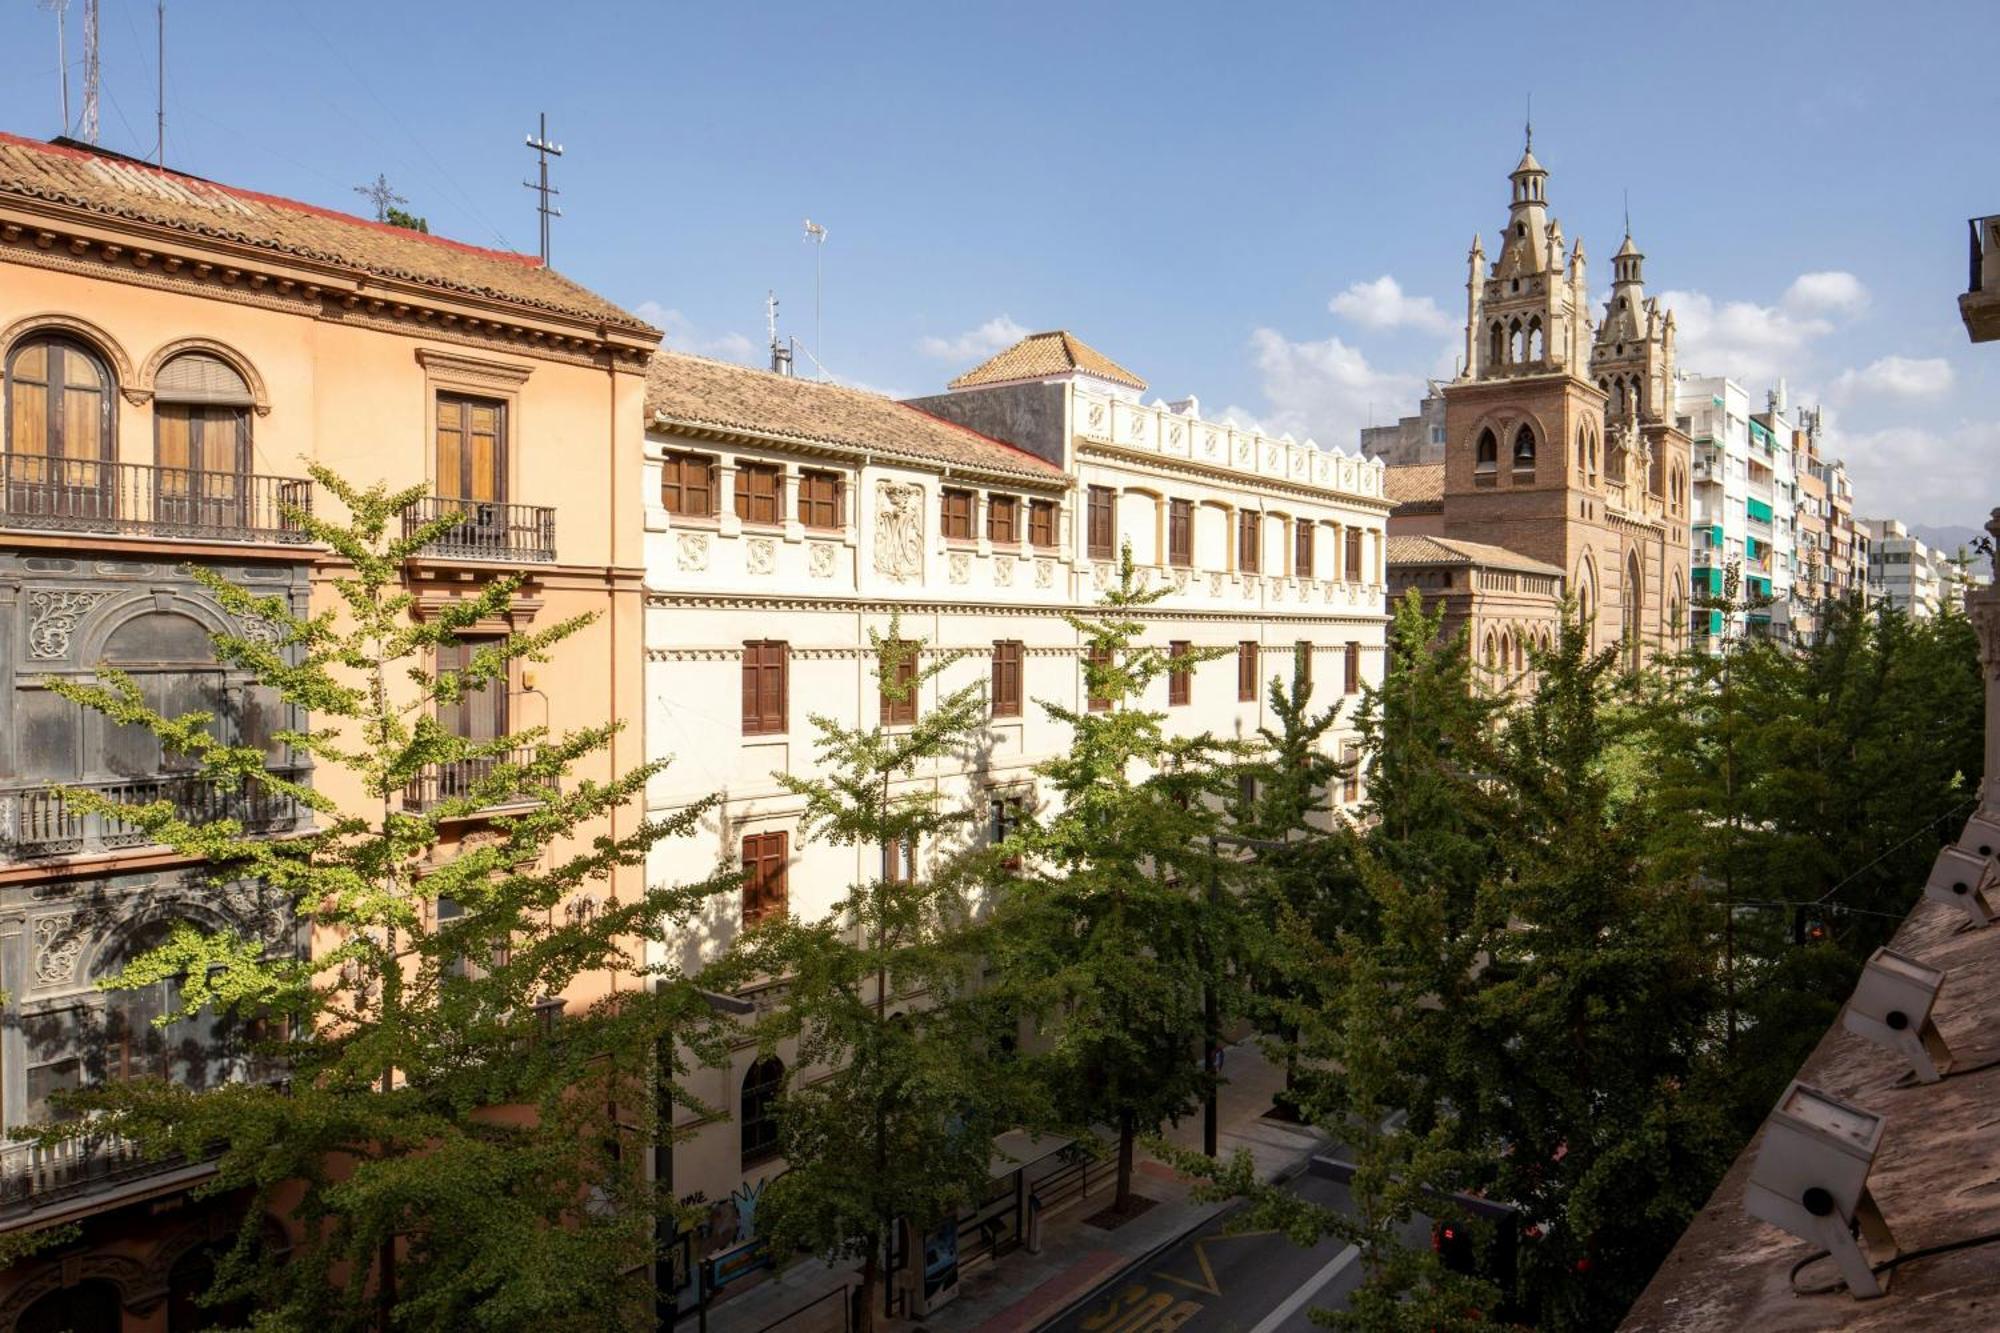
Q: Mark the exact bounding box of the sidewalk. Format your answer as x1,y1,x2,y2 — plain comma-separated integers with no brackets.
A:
695,1035,1326,1333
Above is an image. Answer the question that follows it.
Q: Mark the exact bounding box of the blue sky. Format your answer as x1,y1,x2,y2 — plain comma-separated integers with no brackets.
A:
2,1,1993,532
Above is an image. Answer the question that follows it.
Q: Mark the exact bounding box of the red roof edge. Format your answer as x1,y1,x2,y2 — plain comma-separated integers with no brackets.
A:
0,130,544,270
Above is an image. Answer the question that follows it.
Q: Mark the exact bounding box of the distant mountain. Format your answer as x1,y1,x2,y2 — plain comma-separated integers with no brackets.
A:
1911,524,1985,555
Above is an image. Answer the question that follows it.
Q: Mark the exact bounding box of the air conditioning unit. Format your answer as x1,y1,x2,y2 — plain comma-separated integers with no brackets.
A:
1744,1081,1899,1298
1842,947,1953,1083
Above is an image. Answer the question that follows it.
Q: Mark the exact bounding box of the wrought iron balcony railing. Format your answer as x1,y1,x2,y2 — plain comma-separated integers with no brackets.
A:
0,1129,190,1216
402,496,556,563
0,455,313,543
0,768,310,860
403,749,556,813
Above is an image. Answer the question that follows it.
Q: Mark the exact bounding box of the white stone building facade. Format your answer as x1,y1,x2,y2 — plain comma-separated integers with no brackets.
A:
638,336,1389,1242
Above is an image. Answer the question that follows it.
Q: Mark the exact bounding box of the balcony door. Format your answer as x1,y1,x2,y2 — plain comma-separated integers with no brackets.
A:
154,352,253,532
436,636,509,799
3,335,115,524
436,393,508,553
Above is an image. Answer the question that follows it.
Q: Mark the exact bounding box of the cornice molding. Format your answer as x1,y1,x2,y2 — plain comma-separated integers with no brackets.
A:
650,419,1072,493
641,588,1387,628
1075,439,1394,513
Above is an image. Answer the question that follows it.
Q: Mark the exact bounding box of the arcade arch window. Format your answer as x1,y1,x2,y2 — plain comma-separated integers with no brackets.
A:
1512,425,1537,471
740,1055,784,1167
4,335,115,498
1474,428,1498,475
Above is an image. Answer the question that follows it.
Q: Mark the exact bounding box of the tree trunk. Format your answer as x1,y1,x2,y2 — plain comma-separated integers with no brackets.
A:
1115,1108,1135,1213
857,1237,878,1333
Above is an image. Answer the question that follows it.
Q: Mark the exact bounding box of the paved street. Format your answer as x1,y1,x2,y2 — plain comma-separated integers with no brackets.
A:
1042,1170,1426,1333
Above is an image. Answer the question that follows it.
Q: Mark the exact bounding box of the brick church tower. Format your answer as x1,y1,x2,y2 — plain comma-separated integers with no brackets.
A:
1436,133,1691,662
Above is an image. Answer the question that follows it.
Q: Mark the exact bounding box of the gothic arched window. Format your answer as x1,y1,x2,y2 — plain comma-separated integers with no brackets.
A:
1489,322,1505,367
1474,428,1498,474
741,1055,784,1168
1512,424,1537,470
1527,315,1544,361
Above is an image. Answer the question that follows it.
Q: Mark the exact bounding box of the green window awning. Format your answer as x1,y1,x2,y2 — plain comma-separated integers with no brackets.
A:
1747,499,1774,524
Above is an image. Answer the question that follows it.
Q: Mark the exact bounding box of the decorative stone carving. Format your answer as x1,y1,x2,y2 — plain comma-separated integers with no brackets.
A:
994,554,1015,587
746,538,776,575
676,531,710,572
1203,432,1218,457
27,589,112,659
1088,402,1106,430
948,552,971,585
1172,570,1190,593
33,914,84,986
1035,560,1055,589
1209,572,1224,596
874,482,923,583
1168,423,1183,446
1093,563,1113,591
808,542,836,579
237,614,283,646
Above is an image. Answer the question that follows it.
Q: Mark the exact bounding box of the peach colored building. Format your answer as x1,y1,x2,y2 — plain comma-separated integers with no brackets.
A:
0,132,656,1330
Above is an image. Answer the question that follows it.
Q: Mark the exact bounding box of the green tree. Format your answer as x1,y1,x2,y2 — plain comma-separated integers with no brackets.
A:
28,467,732,1332
702,619,1032,1332
987,550,1237,1215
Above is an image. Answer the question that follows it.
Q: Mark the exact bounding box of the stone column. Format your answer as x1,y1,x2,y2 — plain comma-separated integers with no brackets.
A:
1971,508,2000,816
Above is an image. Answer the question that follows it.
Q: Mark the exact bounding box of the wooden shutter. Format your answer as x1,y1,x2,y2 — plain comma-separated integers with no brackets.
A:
1030,500,1057,549
662,451,716,516
438,637,508,741
742,641,788,735
988,495,1018,544
735,464,781,524
798,470,842,529
1168,641,1191,706
1238,641,1258,702
942,488,974,540
1168,500,1193,567
1239,511,1261,573
992,640,1022,718
880,641,917,726
1086,644,1111,712
1295,641,1312,689
1087,486,1115,558
1344,641,1361,695
742,831,789,926
1345,528,1364,583
1295,522,1314,578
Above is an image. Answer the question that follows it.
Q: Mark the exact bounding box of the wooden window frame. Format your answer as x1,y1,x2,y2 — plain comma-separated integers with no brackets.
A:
941,487,976,542
883,837,917,885
1294,521,1314,579
990,791,1027,871
1344,641,1361,696
879,640,918,727
1168,640,1192,707
4,335,118,467
1345,528,1365,584
660,450,718,518
741,640,789,736
741,830,790,928
1238,511,1262,574
1029,499,1058,551
1086,643,1112,712
991,639,1024,719
734,462,784,527
1167,499,1194,568
987,494,1020,545
1086,486,1116,559
437,635,511,742
797,468,844,530
1295,640,1313,690
1237,641,1259,703
1342,744,1361,804
740,1054,784,1167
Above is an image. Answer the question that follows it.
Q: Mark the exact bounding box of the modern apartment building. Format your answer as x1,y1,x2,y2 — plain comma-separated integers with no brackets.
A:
0,131,656,1328
642,331,1390,1287
1863,517,1947,616
1676,375,1807,646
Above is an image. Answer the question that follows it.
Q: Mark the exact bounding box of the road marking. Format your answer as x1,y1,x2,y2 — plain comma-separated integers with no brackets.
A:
1241,1244,1360,1333
1151,1230,1278,1297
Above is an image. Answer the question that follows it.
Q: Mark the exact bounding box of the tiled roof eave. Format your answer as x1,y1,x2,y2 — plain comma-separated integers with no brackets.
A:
0,185,656,337
650,412,1072,490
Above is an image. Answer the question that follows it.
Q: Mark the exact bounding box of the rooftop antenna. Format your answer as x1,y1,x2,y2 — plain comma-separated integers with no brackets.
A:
155,1,165,166
36,0,69,135
766,290,794,376
79,0,99,144
1524,92,1532,151
523,113,563,264
803,218,827,381
1623,187,1631,238
354,173,406,223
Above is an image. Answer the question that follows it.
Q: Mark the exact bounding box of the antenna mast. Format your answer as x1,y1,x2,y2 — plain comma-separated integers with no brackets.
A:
353,174,406,223
522,113,563,264
155,1,165,166
37,0,69,135
766,291,794,376
80,0,99,144
802,219,827,381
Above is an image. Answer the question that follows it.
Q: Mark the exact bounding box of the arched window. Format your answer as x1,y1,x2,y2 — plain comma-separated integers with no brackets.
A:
1669,465,1684,514
17,1278,123,1333
1576,555,1597,630
1527,315,1544,361
1489,321,1505,367
1474,428,1498,474
4,334,115,513
1512,424,1536,470
1624,551,1645,668
1628,375,1644,417
741,1055,784,1167
1484,631,1498,669
1508,317,1525,363
154,352,253,529
100,612,229,778
1607,435,1626,484
95,919,249,1092
1587,431,1599,485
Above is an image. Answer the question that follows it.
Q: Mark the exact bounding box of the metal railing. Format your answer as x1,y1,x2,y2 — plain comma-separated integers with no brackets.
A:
0,455,312,543
402,495,556,563
0,1129,181,1213
1,768,309,859
403,749,555,812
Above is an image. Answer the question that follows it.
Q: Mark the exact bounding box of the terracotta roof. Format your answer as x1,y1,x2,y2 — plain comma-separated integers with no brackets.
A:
1384,463,1446,506
947,330,1147,392
1386,534,1563,578
0,133,652,331
645,352,1068,484
1622,864,2000,1333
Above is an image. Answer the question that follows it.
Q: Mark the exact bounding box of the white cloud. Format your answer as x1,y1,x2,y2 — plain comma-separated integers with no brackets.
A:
1658,271,1871,385
1783,271,1870,317
1833,419,2000,529
1830,355,1955,401
917,315,1031,362
636,302,758,364
1328,275,1456,334
1242,328,1424,451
